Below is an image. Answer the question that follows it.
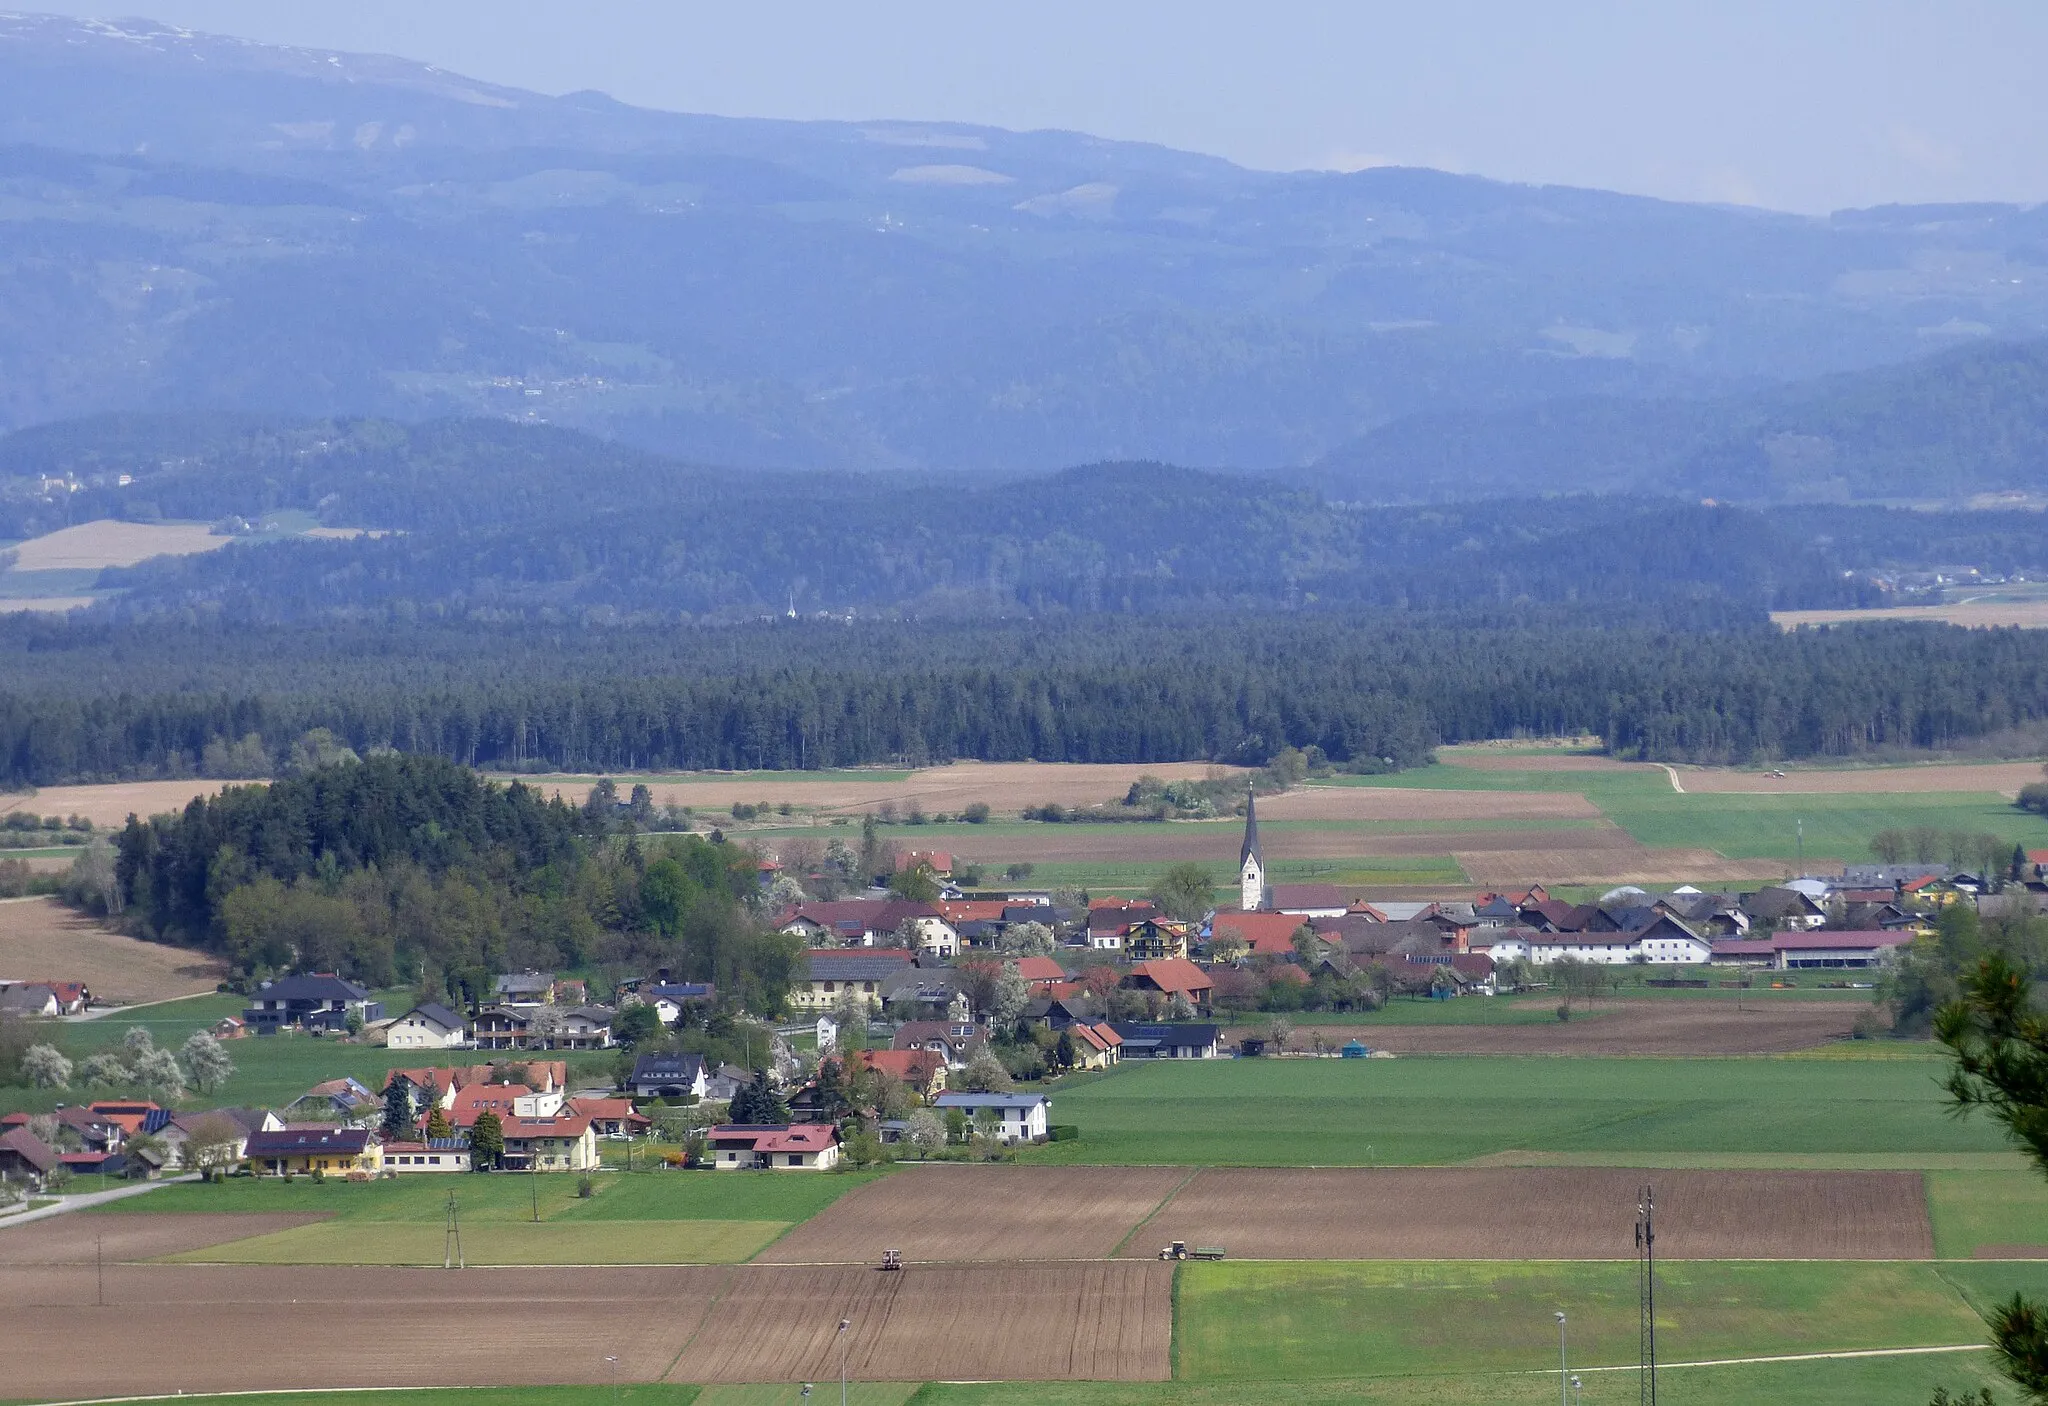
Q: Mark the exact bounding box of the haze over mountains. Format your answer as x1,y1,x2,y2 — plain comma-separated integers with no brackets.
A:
2,11,2047,491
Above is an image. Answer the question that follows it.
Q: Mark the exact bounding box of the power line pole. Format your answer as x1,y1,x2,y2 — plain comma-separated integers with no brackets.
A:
1637,1183,1658,1406
1555,1310,1567,1406
444,1189,464,1269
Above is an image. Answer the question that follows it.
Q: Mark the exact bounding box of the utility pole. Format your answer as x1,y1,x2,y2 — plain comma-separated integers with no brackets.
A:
444,1189,464,1269
530,1155,540,1222
838,1317,851,1406
1556,1311,1567,1406
1637,1184,1659,1406
1796,818,1805,876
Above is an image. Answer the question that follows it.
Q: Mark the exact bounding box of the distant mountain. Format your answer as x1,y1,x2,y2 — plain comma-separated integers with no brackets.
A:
1309,338,2048,503
11,412,2048,622
2,14,2048,476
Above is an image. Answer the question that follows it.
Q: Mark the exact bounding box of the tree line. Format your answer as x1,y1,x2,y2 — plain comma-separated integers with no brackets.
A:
5,611,2048,787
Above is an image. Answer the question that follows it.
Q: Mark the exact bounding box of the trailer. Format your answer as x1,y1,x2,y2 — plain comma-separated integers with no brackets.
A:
1191,1245,1227,1260
880,1248,903,1271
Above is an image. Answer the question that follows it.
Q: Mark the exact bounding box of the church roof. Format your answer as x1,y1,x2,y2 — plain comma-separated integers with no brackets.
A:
1240,786,1262,866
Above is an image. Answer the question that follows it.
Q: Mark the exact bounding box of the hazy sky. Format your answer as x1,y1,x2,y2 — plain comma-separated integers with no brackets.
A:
27,1,2048,212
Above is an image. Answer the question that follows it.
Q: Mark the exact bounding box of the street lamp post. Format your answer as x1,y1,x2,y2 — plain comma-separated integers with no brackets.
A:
1555,1311,1568,1406
1570,1373,1583,1406
838,1317,851,1406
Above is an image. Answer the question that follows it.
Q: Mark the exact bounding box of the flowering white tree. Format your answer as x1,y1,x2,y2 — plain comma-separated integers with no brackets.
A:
180,1031,236,1094
21,1044,71,1089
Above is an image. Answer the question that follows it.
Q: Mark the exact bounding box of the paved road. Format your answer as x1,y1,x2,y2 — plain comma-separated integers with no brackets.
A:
0,1173,195,1230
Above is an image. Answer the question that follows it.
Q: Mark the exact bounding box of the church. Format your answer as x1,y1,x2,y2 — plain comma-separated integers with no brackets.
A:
1238,785,1267,911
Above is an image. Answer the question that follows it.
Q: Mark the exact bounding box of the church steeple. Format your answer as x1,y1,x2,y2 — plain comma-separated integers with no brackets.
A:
1239,784,1267,911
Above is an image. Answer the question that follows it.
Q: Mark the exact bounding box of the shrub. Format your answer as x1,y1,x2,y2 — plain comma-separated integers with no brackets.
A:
1555,1003,1572,1022
577,1176,596,1198
962,803,991,824
1048,1124,1080,1142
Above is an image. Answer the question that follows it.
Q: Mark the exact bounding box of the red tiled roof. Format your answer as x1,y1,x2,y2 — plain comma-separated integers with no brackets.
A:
1209,911,1308,956
938,900,1010,923
856,1049,945,1085
1013,956,1067,985
566,1097,650,1125
1127,958,1215,995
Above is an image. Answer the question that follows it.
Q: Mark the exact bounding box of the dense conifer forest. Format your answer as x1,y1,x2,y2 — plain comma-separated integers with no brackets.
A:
4,611,2046,786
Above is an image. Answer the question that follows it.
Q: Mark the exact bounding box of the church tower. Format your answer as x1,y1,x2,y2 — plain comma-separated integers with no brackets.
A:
1239,785,1267,911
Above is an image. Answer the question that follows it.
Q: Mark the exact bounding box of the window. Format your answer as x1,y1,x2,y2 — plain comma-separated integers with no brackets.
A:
822,981,836,993
788,1154,802,1166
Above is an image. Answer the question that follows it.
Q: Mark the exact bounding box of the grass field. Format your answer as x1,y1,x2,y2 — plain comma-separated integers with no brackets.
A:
96,1167,882,1224
1928,1169,2048,1258
1021,1054,2006,1167
163,1218,784,1265
1176,1260,2025,1380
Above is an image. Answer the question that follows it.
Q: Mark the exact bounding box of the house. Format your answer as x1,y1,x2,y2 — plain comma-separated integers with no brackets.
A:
877,965,974,1022
1208,911,1312,959
51,1106,124,1152
283,1077,379,1123
211,1015,248,1040
243,974,381,1035
626,1052,710,1100
0,984,59,1017
61,1148,129,1178
791,949,916,1012
1123,918,1192,962
1902,875,1968,908
387,1002,468,1051
779,900,957,955
566,1096,651,1138
1024,992,1105,1030
499,1114,599,1171
897,849,954,880
704,1063,752,1102
1744,887,1827,931
1013,956,1069,990
893,1020,988,1069
0,1127,62,1186
162,1107,278,1167
1269,883,1349,917
1064,1021,1123,1070
1085,901,1156,951
244,1126,383,1177
1482,916,1713,966
492,971,559,1006
380,1138,472,1172
472,1005,534,1051
445,1081,563,1127
1110,1022,1223,1059
706,1123,842,1170
86,1101,171,1137
1124,958,1215,1013
855,1048,949,1101
933,1091,1051,1143
639,982,716,1023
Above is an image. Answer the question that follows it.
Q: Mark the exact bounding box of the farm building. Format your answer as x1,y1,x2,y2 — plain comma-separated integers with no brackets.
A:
1111,1022,1222,1059
789,948,917,1012
381,1138,472,1172
1765,930,1917,969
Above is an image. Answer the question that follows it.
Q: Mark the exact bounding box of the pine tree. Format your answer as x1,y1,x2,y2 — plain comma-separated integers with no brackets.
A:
469,1111,505,1169
382,1080,413,1139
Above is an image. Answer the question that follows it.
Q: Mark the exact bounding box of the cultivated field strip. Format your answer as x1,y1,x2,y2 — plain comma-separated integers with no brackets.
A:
0,1212,325,1264
754,1163,1188,1263
0,1264,725,1398
1128,1168,1935,1261
0,895,228,1003
1288,1000,1861,1056
664,1261,1174,1383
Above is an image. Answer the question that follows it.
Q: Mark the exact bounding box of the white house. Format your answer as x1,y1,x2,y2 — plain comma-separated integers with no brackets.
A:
1483,918,1713,967
706,1123,842,1169
386,1002,468,1051
933,1091,1051,1143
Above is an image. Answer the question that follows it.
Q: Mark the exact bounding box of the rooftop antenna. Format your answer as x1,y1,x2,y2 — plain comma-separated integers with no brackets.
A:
787,588,798,620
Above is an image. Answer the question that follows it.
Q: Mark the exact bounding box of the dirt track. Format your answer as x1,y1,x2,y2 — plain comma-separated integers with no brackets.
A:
0,1259,1171,1395
1248,1001,1862,1056
667,1261,1172,1382
0,896,226,1002
1127,1167,1932,1261
756,1164,1187,1263
0,1212,323,1264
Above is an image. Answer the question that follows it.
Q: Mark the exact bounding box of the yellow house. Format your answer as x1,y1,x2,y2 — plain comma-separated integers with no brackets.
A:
244,1127,384,1177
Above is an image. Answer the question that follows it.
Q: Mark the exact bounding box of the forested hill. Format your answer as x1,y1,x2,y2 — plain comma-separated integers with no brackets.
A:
11,414,2048,620
5,611,2048,786
4,16,2048,472
1312,338,2048,502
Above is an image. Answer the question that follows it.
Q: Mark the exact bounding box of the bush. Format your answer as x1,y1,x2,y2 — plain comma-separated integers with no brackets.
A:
310,1166,325,1184
1048,1124,1080,1142
1555,1003,1572,1022
962,803,991,824
577,1176,596,1198
2019,783,2048,816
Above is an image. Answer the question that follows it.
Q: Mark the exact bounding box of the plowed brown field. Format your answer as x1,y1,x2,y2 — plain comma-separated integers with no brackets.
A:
1125,1167,1931,1260
0,1258,1172,1396
665,1261,1172,1383
1454,846,1795,885
0,778,241,827
0,1263,722,1397
756,1163,1187,1263
1245,1001,1859,1056
1266,787,1602,821
0,896,226,1002
0,1212,323,1264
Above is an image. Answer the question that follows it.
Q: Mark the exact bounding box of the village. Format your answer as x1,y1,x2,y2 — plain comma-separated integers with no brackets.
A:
1,791,2028,1197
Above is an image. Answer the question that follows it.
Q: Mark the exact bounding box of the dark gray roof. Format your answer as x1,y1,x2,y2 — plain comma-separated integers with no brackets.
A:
803,951,916,983
254,974,370,1002
630,1053,707,1081
404,1002,463,1030
246,1127,372,1156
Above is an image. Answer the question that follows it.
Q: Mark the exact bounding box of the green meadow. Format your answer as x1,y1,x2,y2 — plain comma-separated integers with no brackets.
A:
1020,1053,2006,1167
